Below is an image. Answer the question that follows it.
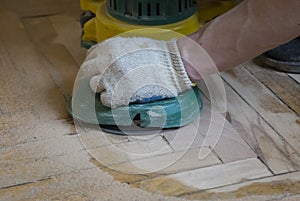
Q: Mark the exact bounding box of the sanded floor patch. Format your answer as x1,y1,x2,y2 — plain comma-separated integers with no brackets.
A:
184,180,300,200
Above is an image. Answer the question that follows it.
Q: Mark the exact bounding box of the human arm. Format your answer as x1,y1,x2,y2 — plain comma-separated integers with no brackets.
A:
178,0,300,81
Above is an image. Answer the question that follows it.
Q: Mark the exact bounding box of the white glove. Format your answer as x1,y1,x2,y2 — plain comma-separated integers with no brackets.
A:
81,36,193,108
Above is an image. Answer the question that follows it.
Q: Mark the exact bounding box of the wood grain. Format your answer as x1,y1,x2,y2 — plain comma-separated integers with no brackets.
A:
198,75,300,174
243,60,300,115
48,15,87,65
163,94,256,163
110,147,221,174
221,66,300,157
0,0,81,18
0,12,68,120
88,136,173,166
23,17,80,99
185,171,300,201
289,73,300,85
134,158,272,196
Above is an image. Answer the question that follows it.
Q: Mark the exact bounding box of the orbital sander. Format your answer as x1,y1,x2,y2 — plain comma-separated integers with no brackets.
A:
69,0,235,134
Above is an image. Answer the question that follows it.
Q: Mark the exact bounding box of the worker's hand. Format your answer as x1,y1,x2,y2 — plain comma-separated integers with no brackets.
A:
81,37,193,108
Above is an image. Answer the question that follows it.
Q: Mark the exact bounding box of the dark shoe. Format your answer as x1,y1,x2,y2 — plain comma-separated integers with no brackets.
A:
261,37,300,73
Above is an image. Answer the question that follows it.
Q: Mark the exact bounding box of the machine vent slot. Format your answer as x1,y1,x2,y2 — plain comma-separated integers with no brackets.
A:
147,3,151,16
106,0,197,25
113,0,117,10
156,3,160,15
138,2,142,16
178,0,182,12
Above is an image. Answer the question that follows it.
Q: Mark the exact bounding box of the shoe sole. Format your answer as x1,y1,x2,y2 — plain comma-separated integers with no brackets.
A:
260,54,300,73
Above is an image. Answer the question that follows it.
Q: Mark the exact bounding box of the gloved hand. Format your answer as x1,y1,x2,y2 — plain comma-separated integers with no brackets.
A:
81,36,193,108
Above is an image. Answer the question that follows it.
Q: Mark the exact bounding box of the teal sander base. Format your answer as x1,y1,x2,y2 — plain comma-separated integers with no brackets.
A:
68,79,202,135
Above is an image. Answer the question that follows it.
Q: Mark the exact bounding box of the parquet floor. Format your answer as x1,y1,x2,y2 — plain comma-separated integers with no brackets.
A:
1,1,300,200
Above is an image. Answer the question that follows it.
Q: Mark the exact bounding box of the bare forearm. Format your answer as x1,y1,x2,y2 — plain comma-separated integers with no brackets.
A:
179,0,300,80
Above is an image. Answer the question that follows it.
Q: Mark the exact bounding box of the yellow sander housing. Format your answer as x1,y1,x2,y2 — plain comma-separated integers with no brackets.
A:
80,0,235,47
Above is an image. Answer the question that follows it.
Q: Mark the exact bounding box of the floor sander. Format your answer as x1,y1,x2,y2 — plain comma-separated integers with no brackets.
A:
69,0,235,135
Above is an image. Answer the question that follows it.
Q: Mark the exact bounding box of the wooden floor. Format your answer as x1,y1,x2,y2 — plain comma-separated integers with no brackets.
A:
1,1,300,201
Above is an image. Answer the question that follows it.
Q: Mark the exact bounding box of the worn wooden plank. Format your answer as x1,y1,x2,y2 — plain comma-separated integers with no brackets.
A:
0,150,94,189
164,93,256,163
78,130,129,150
225,84,300,173
1,135,83,164
23,17,80,99
88,136,174,167
197,97,257,162
133,158,272,196
0,119,93,189
0,168,182,201
198,76,300,174
209,171,300,193
110,147,221,174
0,35,65,120
48,15,87,65
280,194,300,201
169,158,272,190
0,0,81,18
184,171,300,201
221,66,300,156
0,12,99,190
244,60,300,115
1,118,80,148
289,73,300,85
0,168,112,201
0,119,76,149
0,111,37,132
0,42,33,114
0,12,68,120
